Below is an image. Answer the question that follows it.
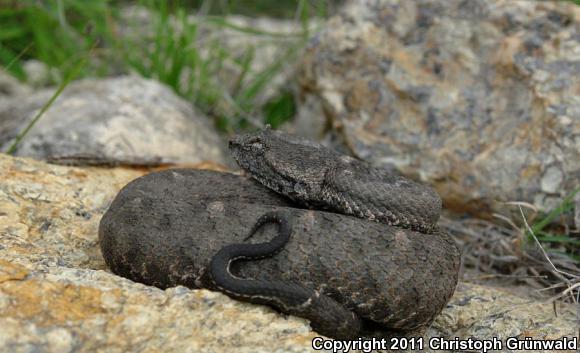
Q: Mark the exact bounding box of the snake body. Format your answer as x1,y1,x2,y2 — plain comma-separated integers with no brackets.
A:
209,211,362,339
229,128,442,234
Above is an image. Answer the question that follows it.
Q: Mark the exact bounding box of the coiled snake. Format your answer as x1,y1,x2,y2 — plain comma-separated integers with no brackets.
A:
99,128,460,339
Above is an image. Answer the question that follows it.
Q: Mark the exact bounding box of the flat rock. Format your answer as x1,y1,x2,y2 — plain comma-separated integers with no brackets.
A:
0,153,576,352
296,0,580,221
0,261,314,353
0,76,227,166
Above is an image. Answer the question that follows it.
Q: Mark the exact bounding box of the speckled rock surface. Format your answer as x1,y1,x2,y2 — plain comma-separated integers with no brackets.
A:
296,0,580,221
0,153,577,352
429,283,578,344
0,154,143,271
0,76,227,166
0,261,315,353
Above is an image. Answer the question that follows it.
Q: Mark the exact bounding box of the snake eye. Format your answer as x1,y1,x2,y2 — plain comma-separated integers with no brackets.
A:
246,137,263,150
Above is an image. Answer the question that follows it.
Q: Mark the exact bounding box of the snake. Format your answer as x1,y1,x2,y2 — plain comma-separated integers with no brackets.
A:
99,127,460,339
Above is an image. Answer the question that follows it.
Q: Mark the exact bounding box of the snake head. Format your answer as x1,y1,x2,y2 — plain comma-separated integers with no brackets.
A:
229,127,333,205
229,128,282,194
229,129,269,165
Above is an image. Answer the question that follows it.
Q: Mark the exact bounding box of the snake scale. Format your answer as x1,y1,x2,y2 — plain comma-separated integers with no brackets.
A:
99,127,460,339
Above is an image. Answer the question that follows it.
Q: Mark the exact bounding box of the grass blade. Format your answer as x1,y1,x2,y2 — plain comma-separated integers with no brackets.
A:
204,16,306,38
5,46,92,155
531,188,580,234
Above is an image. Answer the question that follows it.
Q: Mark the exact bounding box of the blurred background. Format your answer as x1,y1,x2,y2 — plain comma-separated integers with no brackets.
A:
0,0,343,132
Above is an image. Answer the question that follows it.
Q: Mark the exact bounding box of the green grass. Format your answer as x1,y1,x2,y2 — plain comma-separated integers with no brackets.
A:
0,0,325,146
4,41,94,155
528,188,580,262
165,0,339,19
0,1,112,80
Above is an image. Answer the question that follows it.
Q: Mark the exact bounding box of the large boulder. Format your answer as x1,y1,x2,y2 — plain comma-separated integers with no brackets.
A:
296,0,580,221
0,153,576,352
0,76,228,166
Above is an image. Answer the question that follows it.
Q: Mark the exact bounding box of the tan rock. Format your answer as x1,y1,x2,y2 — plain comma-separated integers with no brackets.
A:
0,153,143,271
0,261,314,353
431,284,577,342
0,153,576,352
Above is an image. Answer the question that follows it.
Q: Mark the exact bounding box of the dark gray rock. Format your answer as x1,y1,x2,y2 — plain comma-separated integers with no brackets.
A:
0,76,227,166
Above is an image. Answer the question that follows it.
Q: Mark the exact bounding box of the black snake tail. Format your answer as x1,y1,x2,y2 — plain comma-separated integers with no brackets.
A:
209,211,362,339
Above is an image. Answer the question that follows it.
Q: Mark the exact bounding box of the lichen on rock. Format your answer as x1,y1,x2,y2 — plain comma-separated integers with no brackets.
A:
296,0,580,223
